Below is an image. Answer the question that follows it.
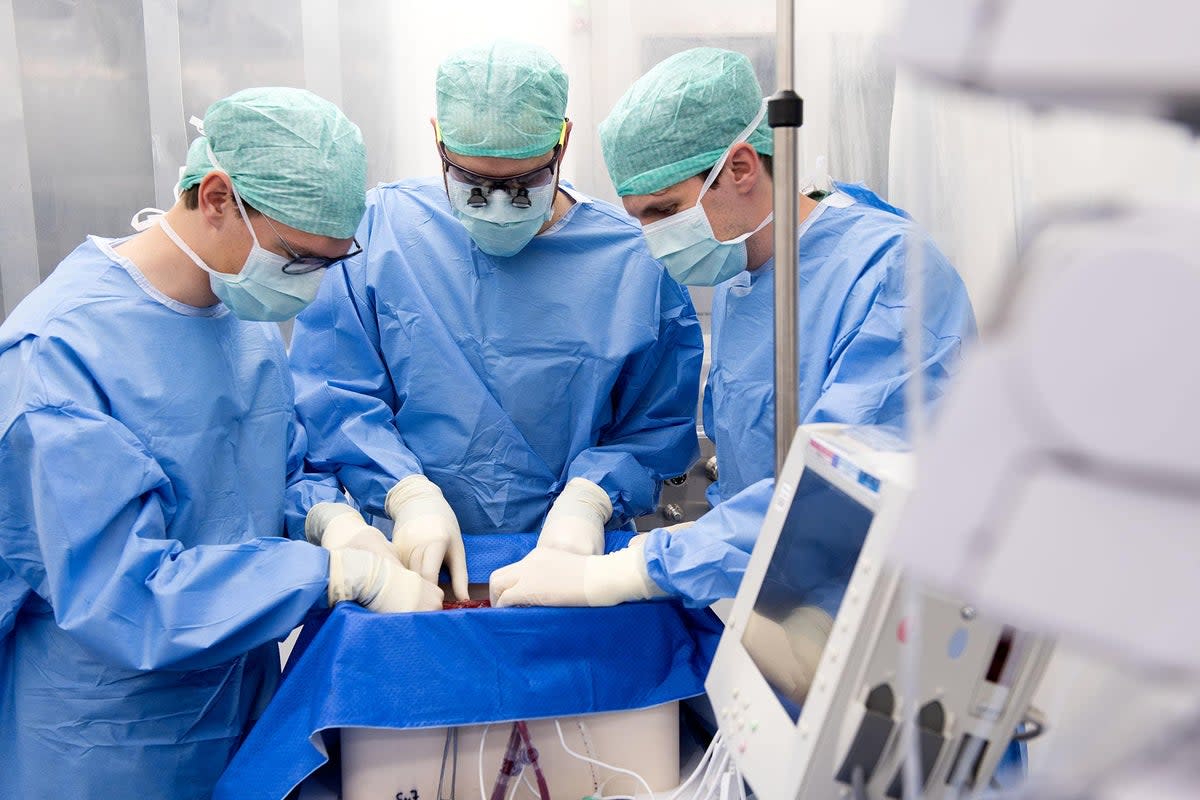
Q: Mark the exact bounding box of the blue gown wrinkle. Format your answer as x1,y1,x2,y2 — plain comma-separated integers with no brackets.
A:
290,178,703,533
0,238,334,799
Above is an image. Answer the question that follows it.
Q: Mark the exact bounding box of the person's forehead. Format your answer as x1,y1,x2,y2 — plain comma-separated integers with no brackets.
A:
444,148,555,179
622,178,700,215
269,216,354,257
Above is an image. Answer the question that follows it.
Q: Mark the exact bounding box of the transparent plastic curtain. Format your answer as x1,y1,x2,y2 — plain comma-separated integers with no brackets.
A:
887,78,1033,317
789,1,1200,316
790,1,899,190
889,75,1200,318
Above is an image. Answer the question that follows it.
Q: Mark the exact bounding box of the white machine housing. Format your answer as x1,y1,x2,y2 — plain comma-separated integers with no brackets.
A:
894,0,1200,122
890,206,1200,673
706,425,1053,799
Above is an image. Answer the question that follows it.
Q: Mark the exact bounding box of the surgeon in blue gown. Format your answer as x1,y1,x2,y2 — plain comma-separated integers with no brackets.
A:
0,88,441,800
491,48,975,610
291,41,703,599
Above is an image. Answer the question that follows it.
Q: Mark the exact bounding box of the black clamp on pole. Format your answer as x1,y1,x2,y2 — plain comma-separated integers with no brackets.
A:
768,91,804,129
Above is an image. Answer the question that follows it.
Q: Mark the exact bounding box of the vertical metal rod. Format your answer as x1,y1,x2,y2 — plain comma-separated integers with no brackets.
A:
0,0,41,318
772,0,802,475
141,0,187,210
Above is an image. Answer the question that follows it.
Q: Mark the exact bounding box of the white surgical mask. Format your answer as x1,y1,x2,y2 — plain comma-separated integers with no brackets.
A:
642,102,773,286
136,152,325,321
447,178,556,257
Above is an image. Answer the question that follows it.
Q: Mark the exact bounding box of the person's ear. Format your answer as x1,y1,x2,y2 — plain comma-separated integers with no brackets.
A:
725,143,760,197
196,172,235,227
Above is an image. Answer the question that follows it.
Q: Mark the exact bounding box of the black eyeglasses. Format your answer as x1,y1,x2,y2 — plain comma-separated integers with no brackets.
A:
439,146,561,209
262,215,363,275
436,119,567,209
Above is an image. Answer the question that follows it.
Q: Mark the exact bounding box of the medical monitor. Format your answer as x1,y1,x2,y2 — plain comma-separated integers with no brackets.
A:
741,450,880,722
705,424,1052,800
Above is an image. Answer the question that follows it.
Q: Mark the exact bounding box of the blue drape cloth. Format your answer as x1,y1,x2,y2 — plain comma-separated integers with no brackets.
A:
216,593,721,800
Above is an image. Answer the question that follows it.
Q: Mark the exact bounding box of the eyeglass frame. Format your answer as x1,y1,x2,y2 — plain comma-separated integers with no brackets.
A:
436,119,568,209
259,214,363,275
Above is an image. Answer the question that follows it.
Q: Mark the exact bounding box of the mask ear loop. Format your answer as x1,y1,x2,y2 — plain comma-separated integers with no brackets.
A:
205,144,263,249
130,207,165,231
696,99,769,204
696,99,775,245
172,116,208,204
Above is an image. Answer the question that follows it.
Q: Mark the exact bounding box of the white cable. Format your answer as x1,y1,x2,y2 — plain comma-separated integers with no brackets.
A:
521,768,539,799
555,720,656,800
902,224,928,448
598,775,632,798
705,750,732,800
695,742,723,799
899,582,924,800
694,753,720,800
654,730,727,800
479,723,491,800
507,766,524,800
695,746,731,800
664,732,724,800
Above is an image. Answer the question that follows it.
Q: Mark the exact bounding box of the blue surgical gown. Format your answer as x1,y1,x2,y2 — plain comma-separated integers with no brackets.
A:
647,184,977,607
704,183,976,503
290,180,703,533
0,237,334,800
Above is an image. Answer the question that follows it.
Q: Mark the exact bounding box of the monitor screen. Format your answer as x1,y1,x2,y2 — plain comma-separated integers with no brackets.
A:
740,466,875,721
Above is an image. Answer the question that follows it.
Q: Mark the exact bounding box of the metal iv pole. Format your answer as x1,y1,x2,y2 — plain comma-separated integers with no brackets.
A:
772,0,803,475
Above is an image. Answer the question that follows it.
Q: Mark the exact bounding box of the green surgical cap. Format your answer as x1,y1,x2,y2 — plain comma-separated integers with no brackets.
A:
179,87,367,239
599,48,773,197
436,40,568,159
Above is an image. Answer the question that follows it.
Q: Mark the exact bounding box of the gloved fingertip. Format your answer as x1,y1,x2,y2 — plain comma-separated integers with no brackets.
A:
421,549,445,587
449,555,469,601
487,578,506,606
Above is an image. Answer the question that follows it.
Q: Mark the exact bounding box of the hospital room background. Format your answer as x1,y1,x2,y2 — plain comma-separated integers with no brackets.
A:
1,0,1199,782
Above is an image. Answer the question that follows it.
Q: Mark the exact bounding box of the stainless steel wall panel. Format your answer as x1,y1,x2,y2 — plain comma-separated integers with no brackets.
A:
337,0,400,185
177,0,304,121
141,0,187,209
0,0,39,318
13,0,155,277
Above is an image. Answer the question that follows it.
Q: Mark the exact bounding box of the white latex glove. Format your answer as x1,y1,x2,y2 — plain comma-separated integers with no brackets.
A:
742,606,834,704
326,547,443,613
305,502,395,562
385,475,468,601
490,534,666,607
536,478,612,556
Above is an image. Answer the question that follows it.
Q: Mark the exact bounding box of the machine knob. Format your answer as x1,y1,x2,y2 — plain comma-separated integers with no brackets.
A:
662,504,685,523
666,473,688,486
704,456,719,482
